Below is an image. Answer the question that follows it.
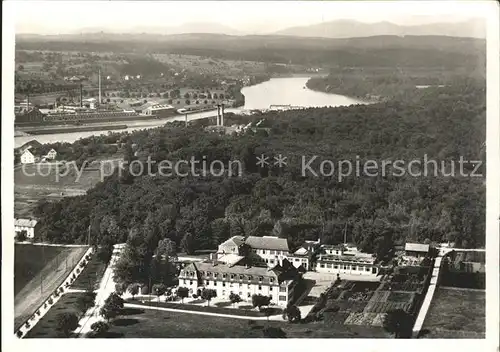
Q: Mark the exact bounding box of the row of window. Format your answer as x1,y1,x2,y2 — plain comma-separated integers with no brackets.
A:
182,270,273,283
253,249,288,256
182,279,280,292
318,263,372,272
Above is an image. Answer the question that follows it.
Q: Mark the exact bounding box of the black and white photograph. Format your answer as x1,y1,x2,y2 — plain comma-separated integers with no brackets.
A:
2,0,499,348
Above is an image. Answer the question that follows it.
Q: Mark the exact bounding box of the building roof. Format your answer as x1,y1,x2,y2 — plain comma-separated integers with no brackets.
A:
405,243,430,253
292,247,309,256
15,218,38,228
218,236,245,251
318,254,376,264
245,236,289,251
180,261,282,285
217,254,245,266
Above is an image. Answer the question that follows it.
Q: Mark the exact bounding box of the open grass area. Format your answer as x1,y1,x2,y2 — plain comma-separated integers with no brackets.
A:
421,287,485,338
15,244,67,295
25,292,86,338
71,254,107,291
98,306,388,338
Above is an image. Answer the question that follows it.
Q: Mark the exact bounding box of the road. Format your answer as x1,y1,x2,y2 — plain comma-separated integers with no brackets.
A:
74,244,125,337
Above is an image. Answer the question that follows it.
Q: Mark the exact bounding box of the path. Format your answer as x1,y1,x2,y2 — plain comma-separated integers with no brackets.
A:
75,243,125,337
123,302,286,321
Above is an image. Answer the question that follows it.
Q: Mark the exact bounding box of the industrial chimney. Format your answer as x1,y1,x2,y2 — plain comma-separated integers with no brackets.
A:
216,104,221,126
98,69,102,106
80,84,83,107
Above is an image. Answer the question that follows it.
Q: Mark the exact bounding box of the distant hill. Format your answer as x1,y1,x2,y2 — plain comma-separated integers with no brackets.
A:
274,19,486,39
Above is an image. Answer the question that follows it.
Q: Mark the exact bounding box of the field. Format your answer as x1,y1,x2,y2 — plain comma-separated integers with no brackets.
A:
25,292,86,338
14,161,115,218
91,306,388,338
14,244,88,330
421,287,485,338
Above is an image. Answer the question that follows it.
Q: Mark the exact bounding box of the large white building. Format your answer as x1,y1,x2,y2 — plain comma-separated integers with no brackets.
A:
217,235,311,271
178,259,300,307
14,218,39,239
316,244,379,277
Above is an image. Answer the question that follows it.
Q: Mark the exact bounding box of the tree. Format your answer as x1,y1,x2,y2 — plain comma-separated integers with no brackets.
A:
201,288,217,306
56,312,79,337
128,283,140,300
115,282,127,296
152,283,167,302
282,304,301,323
180,232,195,254
383,309,413,338
90,321,109,337
262,326,286,338
177,287,189,303
229,292,242,307
251,294,271,310
185,99,191,105
100,292,124,322
15,230,27,242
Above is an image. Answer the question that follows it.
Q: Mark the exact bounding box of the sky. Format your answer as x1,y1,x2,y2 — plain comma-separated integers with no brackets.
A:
11,0,492,35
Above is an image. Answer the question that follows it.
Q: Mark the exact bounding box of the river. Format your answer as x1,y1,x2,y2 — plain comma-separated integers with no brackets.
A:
15,77,366,147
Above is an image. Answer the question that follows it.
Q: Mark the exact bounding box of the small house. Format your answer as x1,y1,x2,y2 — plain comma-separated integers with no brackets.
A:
14,218,39,239
404,243,430,258
20,149,35,164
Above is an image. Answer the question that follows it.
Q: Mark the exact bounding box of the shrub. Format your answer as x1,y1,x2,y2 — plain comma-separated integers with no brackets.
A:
16,330,23,338
76,268,80,274
192,294,198,299
59,287,64,293
36,310,41,316
53,290,59,297
43,303,47,309
140,285,149,295
72,273,76,279
47,297,53,305
25,322,30,329
79,261,87,268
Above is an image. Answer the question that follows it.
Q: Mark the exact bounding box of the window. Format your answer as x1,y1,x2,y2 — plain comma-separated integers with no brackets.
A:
222,274,227,279
270,259,274,264
189,280,193,285
247,292,251,298
265,259,268,263
248,275,253,280
222,290,226,295
279,287,286,292
247,284,251,289
262,250,266,254
207,272,211,277
259,276,263,282
214,273,218,278
279,295,287,301
230,274,235,279
295,258,300,262
239,292,242,296
239,275,243,280
258,285,262,290
320,264,325,268
270,250,276,255
333,265,338,269
200,271,204,276
223,282,226,287
270,278,274,283
183,279,186,284
206,281,209,285
366,267,371,272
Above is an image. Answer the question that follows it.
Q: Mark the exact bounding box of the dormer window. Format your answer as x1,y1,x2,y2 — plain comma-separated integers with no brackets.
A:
222,274,227,279
230,274,235,279
259,276,263,282
239,275,243,280
270,278,274,284
248,275,253,280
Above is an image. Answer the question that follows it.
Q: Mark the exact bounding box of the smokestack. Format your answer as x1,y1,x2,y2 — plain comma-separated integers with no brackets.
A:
98,69,102,106
80,84,83,107
221,104,224,127
185,113,188,128
216,104,221,126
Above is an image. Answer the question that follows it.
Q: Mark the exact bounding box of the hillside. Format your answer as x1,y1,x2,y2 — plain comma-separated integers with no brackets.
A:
274,19,485,39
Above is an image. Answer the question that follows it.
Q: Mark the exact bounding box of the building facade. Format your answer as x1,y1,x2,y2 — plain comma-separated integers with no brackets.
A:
178,260,300,307
14,218,39,239
316,244,379,277
20,149,35,164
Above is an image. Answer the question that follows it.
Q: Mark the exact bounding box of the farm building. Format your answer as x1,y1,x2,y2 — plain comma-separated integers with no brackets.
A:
404,243,430,258
20,149,35,164
14,218,39,239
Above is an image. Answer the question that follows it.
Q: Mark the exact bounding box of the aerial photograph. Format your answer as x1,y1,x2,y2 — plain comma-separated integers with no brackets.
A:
6,0,493,341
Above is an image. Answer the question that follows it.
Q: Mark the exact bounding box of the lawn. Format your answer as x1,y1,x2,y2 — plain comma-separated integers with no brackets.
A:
71,254,107,291
98,306,389,338
25,292,86,338
15,244,67,295
421,287,485,338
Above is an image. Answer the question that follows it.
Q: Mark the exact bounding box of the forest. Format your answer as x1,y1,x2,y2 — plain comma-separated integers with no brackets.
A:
32,77,486,278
